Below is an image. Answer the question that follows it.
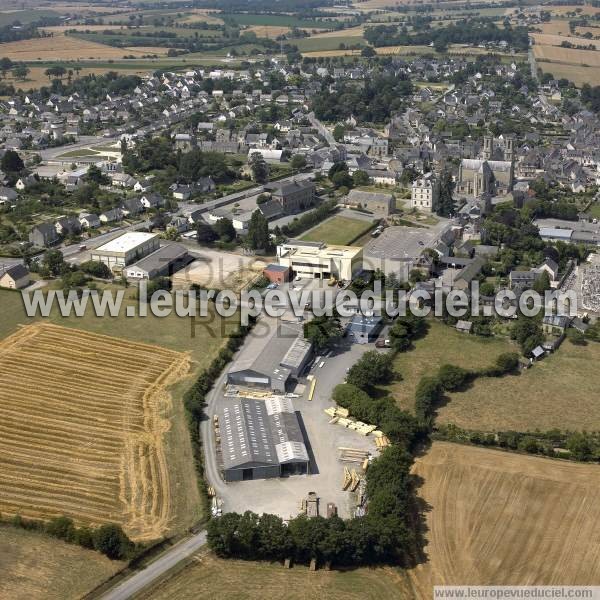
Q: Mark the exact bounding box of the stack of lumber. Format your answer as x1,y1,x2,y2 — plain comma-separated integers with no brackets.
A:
349,469,361,492
342,466,352,490
375,435,391,449
338,447,370,463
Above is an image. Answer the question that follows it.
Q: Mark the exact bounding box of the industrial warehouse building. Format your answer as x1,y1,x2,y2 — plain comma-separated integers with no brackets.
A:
91,232,160,273
219,396,310,482
123,242,191,280
277,240,362,281
227,322,312,393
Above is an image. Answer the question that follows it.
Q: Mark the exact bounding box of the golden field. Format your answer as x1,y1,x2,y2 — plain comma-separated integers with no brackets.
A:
409,442,600,597
0,323,190,542
0,33,156,61
0,526,125,600
534,43,600,67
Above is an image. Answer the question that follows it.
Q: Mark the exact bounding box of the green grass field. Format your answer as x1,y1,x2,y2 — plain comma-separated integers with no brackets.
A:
140,551,413,600
0,9,60,27
0,286,236,368
222,13,332,28
300,215,375,246
438,338,600,432
386,319,514,413
295,36,365,52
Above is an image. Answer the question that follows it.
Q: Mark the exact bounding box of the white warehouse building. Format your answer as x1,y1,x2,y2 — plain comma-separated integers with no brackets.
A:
90,232,160,273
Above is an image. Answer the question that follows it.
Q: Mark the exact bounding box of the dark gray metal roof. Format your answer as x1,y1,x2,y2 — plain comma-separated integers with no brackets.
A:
219,397,308,470
227,322,308,384
128,242,188,275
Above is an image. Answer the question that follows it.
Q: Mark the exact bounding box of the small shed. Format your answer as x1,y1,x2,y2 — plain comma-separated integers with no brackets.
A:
531,345,545,361
456,320,472,334
263,263,290,285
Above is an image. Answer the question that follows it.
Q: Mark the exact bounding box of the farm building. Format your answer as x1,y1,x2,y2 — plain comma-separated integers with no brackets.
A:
123,242,191,280
219,396,310,482
227,323,312,393
91,232,160,273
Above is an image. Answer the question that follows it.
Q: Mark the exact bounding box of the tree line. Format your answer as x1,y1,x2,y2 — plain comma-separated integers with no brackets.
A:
364,19,529,53
436,423,600,462
2,515,134,560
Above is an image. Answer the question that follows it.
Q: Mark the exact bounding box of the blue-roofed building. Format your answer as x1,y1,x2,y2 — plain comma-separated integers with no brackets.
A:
346,314,383,344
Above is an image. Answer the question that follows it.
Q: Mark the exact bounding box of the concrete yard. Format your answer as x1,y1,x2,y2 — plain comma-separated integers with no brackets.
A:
204,321,377,520
172,248,268,292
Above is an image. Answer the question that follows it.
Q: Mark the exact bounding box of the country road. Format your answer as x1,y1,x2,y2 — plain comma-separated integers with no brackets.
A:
99,531,207,600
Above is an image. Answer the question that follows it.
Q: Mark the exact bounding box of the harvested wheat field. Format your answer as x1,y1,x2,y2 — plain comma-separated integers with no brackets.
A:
0,33,152,61
408,442,600,597
534,44,600,67
140,550,413,600
532,32,600,50
0,323,190,542
0,526,125,600
246,25,292,37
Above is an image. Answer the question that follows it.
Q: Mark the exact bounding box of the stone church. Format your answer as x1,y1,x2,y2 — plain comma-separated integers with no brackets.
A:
456,134,514,197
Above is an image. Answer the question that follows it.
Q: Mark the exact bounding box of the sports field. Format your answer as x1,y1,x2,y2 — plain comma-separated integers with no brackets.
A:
409,442,600,596
0,323,190,541
300,215,374,246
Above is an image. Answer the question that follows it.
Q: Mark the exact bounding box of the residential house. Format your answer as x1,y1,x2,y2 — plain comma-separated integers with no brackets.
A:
110,173,137,188
141,192,165,209
99,208,124,224
265,179,316,214
55,216,82,236
15,175,36,191
134,177,153,193
0,264,30,289
121,197,145,217
0,187,18,203
79,212,101,229
29,222,60,247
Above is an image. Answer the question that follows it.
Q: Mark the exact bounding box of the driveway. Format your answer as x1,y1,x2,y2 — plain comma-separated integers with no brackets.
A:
99,531,207,600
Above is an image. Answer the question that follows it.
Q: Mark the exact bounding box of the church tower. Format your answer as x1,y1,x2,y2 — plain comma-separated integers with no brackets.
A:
483,134,494,161
504,135,515,163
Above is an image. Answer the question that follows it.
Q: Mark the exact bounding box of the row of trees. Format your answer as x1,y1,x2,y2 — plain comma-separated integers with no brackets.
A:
5,515,134,560
436,423,600,462
364,19,529,53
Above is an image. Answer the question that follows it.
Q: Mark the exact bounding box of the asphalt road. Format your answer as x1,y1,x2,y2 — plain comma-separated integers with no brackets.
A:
99,531,207,600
